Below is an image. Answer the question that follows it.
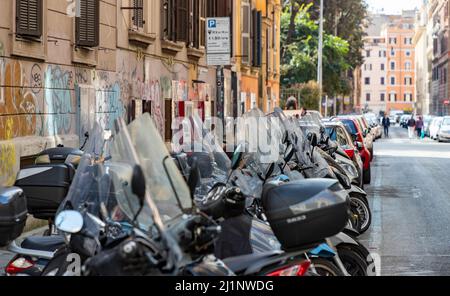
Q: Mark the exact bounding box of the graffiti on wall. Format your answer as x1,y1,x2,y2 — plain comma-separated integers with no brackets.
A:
0,59,40,141
0,142,18,186
44,65,74,136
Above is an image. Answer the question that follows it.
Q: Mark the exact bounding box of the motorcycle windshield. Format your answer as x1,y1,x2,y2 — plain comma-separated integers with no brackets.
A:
126,113,192,226
184,115,231,198
237,108,283,171
57,123,114,218
269,108,313,167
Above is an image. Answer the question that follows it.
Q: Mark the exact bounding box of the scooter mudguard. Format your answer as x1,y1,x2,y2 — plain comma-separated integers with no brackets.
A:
328,232,360,247
309,243,336,258
349,185,367,197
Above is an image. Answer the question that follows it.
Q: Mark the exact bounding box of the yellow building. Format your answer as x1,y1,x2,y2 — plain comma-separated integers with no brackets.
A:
234,0,281,114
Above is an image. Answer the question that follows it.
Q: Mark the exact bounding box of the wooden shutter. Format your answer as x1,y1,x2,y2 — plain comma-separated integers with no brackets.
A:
132,0,144,29
176,0,189,43
252,10,262,67
76,0,99,47
241,0,251,64
16,0,43,37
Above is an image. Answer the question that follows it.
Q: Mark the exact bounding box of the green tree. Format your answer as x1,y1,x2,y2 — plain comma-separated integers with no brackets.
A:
281,4,350,97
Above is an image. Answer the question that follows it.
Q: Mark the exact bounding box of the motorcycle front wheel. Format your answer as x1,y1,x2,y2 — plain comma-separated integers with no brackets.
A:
336,247,368,276
349,195,372,234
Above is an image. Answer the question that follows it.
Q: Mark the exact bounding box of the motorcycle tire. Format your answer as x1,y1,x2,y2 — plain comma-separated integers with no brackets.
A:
339,243,378,276
349,195,372,235
336,247,368,276
310,258,344,277
363,166,371,185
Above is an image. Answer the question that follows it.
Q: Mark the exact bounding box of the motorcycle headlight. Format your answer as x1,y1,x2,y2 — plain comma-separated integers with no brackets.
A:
338,162,358,180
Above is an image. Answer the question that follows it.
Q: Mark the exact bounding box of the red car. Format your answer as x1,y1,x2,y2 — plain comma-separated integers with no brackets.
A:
333,117,372,184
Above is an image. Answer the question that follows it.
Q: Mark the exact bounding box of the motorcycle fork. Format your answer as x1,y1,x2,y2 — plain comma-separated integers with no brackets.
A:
326,238,350,276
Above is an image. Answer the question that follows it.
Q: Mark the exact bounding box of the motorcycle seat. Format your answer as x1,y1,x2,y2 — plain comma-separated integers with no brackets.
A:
222,251,282,275
21,236,65,252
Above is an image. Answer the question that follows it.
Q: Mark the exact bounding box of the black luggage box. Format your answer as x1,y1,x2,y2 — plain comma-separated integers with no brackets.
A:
262,179,349,251
0,187,28,247
15,164,72,220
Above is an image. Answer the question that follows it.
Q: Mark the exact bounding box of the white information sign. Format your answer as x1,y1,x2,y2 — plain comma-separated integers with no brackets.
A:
206,17,231,66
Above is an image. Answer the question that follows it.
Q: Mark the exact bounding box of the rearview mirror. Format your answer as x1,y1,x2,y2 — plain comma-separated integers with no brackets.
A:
55,210,84,234
131,165,146,206
355,142,363,150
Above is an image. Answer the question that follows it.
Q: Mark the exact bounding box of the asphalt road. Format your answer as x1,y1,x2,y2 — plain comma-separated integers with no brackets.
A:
360,126,450,276
2,126,450,276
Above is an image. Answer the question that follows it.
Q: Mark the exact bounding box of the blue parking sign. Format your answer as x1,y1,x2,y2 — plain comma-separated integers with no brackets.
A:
208,19,217,28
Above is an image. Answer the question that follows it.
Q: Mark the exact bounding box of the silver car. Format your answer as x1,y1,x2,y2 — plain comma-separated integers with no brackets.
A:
438,117,450,142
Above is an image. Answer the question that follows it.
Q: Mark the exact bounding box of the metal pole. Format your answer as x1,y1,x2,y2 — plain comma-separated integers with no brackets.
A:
317,0,324,115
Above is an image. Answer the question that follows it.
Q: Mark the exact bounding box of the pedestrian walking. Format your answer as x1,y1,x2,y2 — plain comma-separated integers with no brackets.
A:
416,116,424,139
382,114,391,138
407,116,416,140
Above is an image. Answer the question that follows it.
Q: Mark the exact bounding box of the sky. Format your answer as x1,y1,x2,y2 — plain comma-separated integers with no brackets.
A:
365,0,423,14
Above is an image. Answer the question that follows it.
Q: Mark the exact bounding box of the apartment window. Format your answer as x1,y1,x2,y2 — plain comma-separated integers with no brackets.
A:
390,92,397,102
406,50,411,57
381,77,385,85
365,77,370,85
132,0,144,29
366,93,371,102
404,38,412,45
381,63,385,71
380,93,385,102
405,61,412,70
241,0,251,64
391,76,396,85
391,48,395,56
389,38,397,44
404,77,412,85
163,0,189,43
16,0,43,38
370,64,373,71
190,0,207,48
404,93,412,101
366,50,371,57
76,0,100,47
390,61,395,70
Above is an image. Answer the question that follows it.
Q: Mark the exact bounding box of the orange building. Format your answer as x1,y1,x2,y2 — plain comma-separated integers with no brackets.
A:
384,12,416,113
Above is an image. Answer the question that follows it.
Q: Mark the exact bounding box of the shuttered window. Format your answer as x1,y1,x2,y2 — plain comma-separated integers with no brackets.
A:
241,0,251,65
76,0,99,47
252,10,262,67
176,0,189,42
16,0,43,38
191,0,206,48
132,0,144,29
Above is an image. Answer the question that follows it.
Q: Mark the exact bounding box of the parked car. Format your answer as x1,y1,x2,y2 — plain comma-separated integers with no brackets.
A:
324,121,364,188
400,115,411,129
363,113,382,140
437,117,450,142
423,115,435,137
430,117,444,140
353,116,374,161
333,117,372,184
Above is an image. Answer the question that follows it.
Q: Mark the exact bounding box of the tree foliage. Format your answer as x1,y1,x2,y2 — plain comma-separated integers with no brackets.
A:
281,3,351,96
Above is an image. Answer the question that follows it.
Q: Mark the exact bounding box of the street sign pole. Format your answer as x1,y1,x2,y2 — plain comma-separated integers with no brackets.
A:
317,0,324,115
